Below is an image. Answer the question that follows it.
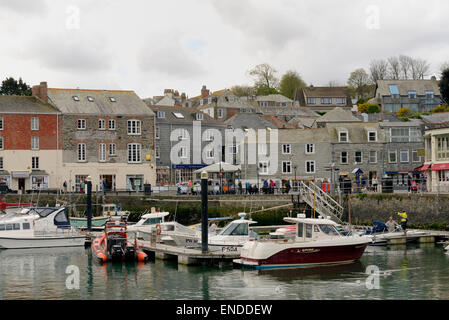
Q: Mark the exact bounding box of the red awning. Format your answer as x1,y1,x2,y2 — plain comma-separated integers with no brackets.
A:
414,164,430,171
431,163,449,171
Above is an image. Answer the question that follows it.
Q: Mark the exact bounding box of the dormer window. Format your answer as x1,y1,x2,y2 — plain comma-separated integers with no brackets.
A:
408,91,417,99
368,131,377,142
196,113,203,121
157,111,165,119
109,97,116,102
338,131,348,142
425,91,434,99
87,96,94,102
73,96,80,101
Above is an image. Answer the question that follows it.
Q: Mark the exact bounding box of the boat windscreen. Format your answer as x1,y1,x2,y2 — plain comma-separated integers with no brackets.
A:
219,222,248,236
319,224,340,236
33,208,58,218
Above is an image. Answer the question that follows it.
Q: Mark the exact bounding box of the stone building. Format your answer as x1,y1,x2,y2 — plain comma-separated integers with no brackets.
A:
150,105,226,185
32,82,156,192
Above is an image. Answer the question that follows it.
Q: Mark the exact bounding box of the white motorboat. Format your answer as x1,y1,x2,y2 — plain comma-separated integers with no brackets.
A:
234,214,371,270
0,207,86,249
127,211,170,234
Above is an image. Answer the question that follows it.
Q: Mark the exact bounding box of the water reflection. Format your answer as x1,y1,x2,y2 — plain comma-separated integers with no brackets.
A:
0,244,449,300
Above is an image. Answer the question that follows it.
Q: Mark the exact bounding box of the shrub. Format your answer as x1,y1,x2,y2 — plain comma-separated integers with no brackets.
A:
433,105,449,113
366,104,380,113
397,107,412,117
358,103,380,114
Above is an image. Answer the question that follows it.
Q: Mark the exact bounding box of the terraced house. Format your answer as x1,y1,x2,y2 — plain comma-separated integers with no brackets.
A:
31,82,156,192
372,79,443,113
0,95,62,193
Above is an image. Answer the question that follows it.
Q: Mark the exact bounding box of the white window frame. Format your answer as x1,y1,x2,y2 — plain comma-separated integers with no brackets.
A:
321,98,332,104
0,136,3,150
305,144,315,154
127,120,141,135
99,143,106,162
217,109,224,118
339,131,348,142
157,111,165,119
108,119,116,130
109,143,116,156
205,130,214,142
282,161,292,174
77,119,86,130
228,144,240,154
259,161,268,174
307,98,316,105
412,150,421,163
340,151,348,164
155,126,160,139
155,146,160,159
128,143,142,163
98,119,106,130
32,156,39,170
0,157,3,170
282,144,291,155
305,160,316,174
388,150,397,163
368,131,377,142
31,136,39,150
196,113,204,121
400,150,409,163
31,117,39,131
179,128,188,140
78,143,86,162
0,117,3,130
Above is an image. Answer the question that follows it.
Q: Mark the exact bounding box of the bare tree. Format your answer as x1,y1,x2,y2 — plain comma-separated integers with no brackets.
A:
387,56,401,80
399,55,413,79
369,59,389,83
412,58,430,80
231,85,256,97
248,63,279,95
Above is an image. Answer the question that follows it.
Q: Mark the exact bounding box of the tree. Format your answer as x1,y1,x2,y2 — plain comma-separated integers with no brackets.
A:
0,77,32,96
358,102,380,114
441,61,449,74
399,55,413,80
347,68,372,99
279,70,306,100
439,69,449,104
231,85,256,97
248,63,279,95
387,56,401,80
411,58,430,80
369,59,389,83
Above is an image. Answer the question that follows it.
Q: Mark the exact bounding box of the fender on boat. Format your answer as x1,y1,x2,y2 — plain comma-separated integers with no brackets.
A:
92,233,108,263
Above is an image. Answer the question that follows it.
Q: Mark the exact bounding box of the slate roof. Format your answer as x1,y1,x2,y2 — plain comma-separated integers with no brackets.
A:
225,113,280,130
150,105,225,126
47,88,154,115
278,128,330,143
316,107,361,123
326,123,385,143
375,79,441,96
0,95,60,113
420,112,449,124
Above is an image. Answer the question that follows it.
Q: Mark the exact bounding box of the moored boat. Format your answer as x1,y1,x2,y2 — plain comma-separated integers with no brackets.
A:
70,203,130,228
0,207,86,249
234,214,371,270
92,219,148,263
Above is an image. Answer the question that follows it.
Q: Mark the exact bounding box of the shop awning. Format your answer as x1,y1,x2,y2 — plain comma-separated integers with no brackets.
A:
30,170,49,176
414,164,431,172
431,163,449,171
11,171,30,178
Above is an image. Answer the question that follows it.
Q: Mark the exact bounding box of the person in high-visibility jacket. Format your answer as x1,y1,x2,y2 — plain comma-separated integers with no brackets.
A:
397,212,408,236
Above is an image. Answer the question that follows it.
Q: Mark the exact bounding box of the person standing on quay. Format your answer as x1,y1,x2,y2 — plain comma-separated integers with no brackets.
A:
372,176,378,192
385,216,399,233
397,211,408,236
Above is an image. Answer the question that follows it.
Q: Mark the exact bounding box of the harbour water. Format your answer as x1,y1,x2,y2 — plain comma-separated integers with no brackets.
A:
1,243,449,300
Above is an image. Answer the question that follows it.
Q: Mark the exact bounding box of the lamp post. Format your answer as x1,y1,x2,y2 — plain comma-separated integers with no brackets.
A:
236,168,241,194
256,166,259,194
293,164,297,192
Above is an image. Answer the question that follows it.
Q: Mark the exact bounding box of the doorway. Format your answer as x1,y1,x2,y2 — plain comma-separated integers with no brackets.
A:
99,175,115,192
18,178,25,193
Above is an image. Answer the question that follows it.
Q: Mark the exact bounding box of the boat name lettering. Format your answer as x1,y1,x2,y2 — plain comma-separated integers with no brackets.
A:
295,248,320,253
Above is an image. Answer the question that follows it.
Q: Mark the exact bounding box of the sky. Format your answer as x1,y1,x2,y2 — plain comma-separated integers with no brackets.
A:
0,0,448,99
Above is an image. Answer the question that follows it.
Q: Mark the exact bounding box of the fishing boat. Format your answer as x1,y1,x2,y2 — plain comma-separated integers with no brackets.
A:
0,207,86,249
127,210,170,234
92,218,148,263
70,203,130,228
234,214,371,270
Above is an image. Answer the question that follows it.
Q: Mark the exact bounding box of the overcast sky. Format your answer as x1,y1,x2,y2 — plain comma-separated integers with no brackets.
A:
1,0,448,99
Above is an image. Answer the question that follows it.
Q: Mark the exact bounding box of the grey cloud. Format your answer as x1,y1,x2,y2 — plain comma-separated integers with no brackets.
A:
138,37,205,78
0,0,48,14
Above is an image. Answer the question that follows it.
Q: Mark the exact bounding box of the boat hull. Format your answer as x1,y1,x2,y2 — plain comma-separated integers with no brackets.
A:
236,242,368,270
70,216,110,228
0,236,86,249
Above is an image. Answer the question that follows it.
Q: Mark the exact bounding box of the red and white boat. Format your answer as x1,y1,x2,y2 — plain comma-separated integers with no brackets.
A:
234,214,371,270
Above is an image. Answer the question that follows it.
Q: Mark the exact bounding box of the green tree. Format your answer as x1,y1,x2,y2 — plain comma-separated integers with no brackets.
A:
439,69,449,105
0,77,32,96
248,63,279,95
367,104,380,113
347,68,372,99
279,70,306,99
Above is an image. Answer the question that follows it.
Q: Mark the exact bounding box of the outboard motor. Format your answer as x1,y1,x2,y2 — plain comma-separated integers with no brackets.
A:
110,244,124,261
124,245,136,261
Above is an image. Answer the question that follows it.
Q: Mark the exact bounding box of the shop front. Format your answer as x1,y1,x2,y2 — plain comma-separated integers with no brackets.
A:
126,174,143,191
30,170,49,190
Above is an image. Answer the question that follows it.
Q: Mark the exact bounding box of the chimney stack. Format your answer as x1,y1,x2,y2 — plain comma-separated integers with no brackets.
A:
201,85,210,98
32,81,48,103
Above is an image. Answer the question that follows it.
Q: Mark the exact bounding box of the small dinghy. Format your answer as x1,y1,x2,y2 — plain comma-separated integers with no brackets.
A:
92,219,148,263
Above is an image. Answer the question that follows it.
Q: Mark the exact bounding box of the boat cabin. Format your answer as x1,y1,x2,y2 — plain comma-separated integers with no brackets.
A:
135,211,169,226
282,215,342,241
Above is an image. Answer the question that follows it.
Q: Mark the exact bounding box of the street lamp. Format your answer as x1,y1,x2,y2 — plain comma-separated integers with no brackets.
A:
293,165,297,192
